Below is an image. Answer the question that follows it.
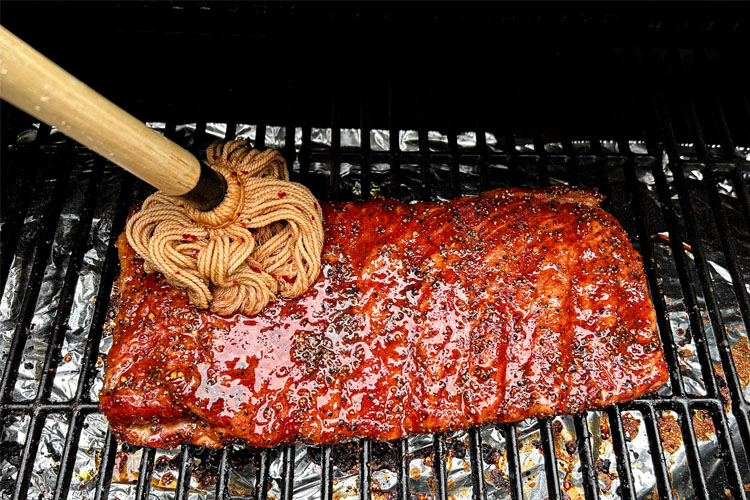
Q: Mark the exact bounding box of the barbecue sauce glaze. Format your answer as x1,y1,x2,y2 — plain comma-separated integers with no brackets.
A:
100,187,668,448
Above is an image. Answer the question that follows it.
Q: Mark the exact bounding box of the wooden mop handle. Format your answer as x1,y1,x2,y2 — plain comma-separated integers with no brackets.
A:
0,25,225,208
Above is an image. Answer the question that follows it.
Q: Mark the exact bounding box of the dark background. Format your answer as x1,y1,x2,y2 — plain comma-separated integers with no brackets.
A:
1,2,749,144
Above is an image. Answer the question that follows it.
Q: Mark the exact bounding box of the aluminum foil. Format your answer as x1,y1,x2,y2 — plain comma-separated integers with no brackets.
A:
1,124,749,500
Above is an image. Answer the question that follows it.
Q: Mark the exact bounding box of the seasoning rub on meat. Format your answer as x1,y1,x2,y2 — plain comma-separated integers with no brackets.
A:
100,186,668,448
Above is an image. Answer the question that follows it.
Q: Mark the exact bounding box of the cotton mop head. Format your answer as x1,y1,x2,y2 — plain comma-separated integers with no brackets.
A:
125,140,325,316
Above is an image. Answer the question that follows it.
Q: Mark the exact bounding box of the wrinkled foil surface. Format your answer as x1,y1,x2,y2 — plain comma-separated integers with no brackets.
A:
1,124,749,500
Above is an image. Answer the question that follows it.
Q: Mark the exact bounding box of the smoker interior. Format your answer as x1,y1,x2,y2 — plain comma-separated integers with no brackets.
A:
1,3,750,500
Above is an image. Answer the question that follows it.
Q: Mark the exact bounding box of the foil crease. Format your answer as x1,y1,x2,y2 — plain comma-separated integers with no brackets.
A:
1,124,748,500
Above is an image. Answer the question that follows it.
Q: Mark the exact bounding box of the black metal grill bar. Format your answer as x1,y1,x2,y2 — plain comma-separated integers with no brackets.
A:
560,139,580,188
165,122,177,141
417,148,432,202
306,149,498,165
432,433,449,500
94,431,117,500
282,128,297,184
294,146,691,171
225,123,238,142
397,439,409,500
215,448,230,500
51,409,86,500
638,404,675,500
359,439,372,500
256,124,267,150
292,146,750,170
735,169,750,259
561,139,575,158
605,405,636,500
387,74,398,155
256,448,271,500
1,401,101,412
135,447,156,500
474,130,490,192
280,446,296,500
572,413,600,500
390,156,403,201
175,444,194,500
589,141,613,213
83,176,146,500
502,423,524,500
620,396,736,411
196,122,207,152
503,131,522,187
360,83,372,201
320,445,334,500
298,126,312,181
667,401,711,498
447,132,461,200
670,401,710,499
467,428,486,500
538,418,562,500
533,135,551,186
329,83,341,201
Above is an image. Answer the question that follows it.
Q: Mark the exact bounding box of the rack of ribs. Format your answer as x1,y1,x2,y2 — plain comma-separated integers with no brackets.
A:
99,186,668,448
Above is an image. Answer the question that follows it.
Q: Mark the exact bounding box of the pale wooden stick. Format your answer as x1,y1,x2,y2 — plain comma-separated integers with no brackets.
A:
0,25,200,196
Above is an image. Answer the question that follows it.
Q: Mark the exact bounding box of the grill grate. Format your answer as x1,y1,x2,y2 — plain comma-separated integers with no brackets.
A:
1,44,750,500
